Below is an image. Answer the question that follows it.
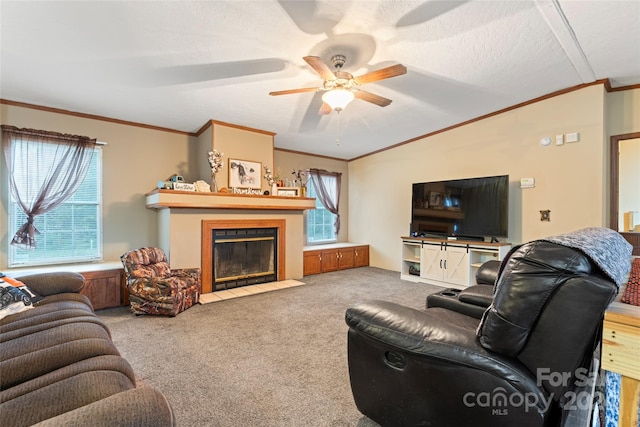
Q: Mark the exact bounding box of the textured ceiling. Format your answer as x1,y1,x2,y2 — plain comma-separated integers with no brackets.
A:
1,1,639,160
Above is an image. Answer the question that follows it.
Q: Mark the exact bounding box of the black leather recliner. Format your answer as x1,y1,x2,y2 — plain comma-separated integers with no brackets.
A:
425,259,500,318
345,240,621,427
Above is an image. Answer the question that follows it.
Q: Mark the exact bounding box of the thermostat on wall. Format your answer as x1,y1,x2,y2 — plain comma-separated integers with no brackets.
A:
539,137,552,147
520,178,535,188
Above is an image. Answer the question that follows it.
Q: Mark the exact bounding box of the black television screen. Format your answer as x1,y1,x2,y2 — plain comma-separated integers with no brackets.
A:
411,175,509,240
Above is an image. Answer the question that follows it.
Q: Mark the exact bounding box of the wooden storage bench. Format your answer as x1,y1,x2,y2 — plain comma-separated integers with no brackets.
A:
303,243,369,276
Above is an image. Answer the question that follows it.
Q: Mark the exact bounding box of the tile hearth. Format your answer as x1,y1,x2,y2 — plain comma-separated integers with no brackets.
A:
198,279,306,304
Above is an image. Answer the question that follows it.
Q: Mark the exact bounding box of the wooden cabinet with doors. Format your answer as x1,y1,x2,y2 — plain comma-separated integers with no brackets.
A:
303,250,324,276
80,268,125,310
303,244,369,276
354,245,370,267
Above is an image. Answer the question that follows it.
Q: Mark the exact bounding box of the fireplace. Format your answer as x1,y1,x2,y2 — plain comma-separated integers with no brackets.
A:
212,228,277,291
201,219,286,293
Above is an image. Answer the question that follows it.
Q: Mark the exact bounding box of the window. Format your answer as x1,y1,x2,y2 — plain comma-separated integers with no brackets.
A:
306,177,337,244
8,146,102,267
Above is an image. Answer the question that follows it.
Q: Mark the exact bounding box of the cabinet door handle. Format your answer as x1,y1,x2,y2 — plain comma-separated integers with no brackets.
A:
439,259,443,268
444,260,447,269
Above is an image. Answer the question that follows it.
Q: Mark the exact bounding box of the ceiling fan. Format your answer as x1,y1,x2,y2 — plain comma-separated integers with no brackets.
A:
269,55,407,114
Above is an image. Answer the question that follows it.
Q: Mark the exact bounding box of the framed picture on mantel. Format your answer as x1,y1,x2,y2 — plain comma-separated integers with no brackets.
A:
228,159,261,189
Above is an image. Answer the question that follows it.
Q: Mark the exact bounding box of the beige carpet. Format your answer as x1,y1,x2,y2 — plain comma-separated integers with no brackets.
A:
199,279,306,304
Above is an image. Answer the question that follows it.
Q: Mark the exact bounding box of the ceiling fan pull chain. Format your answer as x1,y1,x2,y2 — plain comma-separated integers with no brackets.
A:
336,111,340,145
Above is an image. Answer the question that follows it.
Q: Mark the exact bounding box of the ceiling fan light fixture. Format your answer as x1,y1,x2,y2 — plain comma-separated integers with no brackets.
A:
322,88,355,111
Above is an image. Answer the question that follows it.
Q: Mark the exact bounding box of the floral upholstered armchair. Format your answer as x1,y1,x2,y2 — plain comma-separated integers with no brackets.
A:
120,247,201,316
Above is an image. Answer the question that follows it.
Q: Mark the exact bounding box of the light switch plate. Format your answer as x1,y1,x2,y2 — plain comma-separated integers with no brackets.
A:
520,178,535,188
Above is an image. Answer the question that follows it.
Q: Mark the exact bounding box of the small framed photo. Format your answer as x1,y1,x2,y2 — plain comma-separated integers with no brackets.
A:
276,187,300,197
229,159,262,189
429,191,443,208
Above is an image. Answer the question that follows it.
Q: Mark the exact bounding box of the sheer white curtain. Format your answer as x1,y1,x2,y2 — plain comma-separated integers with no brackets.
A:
2,125,96,249
308,168,341,234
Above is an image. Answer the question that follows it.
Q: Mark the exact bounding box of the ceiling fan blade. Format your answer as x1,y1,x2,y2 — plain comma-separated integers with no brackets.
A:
353,64,407,85
354,90,393,107
303,56,336,81
396,1,467,28
318,102,332,115
277,0,341,35
269,87,319,96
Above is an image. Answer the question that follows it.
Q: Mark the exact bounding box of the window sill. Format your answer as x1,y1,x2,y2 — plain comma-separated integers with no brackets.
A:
3,261,123,277
303,242,365,251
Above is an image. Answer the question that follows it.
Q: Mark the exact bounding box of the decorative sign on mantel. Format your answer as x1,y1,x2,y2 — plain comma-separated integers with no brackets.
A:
231,187,263,195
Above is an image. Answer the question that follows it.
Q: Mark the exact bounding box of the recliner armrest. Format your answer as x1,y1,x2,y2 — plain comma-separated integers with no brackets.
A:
346,300,480,353
16,272,85,296
458,284,493,307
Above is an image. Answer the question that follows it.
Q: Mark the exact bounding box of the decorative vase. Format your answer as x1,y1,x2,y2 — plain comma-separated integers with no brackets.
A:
271,183,278,196
211,175,218,192
300,186,307,197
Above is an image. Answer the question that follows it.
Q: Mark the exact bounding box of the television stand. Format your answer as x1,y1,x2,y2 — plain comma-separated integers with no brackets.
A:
448,234,484,242
400,236,512,289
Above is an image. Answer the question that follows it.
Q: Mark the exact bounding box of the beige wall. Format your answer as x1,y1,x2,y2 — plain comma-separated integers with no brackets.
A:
348,85,612,271
0,103,195,270
607,88,640,136
274,149,350,243
161,208,305,279
195,122,275,192
2,85,638,273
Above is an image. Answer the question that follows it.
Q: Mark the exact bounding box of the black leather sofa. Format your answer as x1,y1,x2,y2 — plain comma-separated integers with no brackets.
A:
345,235,630,427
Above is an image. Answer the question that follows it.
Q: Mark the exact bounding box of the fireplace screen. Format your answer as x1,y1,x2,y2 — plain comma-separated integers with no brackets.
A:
212,228,277,291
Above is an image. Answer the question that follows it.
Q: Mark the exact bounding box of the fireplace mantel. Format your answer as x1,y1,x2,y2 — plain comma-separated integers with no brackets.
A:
145,189,315,211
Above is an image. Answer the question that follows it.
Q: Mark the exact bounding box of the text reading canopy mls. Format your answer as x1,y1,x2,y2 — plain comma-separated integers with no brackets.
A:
411,175,509,241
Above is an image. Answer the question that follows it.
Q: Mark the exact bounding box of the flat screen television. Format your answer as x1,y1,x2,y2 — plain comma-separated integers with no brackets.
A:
411,175,509,241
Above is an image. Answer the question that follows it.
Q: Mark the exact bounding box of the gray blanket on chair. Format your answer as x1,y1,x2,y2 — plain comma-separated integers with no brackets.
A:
540,227,632,288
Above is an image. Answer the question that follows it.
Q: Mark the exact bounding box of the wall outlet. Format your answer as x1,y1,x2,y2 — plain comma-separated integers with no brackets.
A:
566,132,580,143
